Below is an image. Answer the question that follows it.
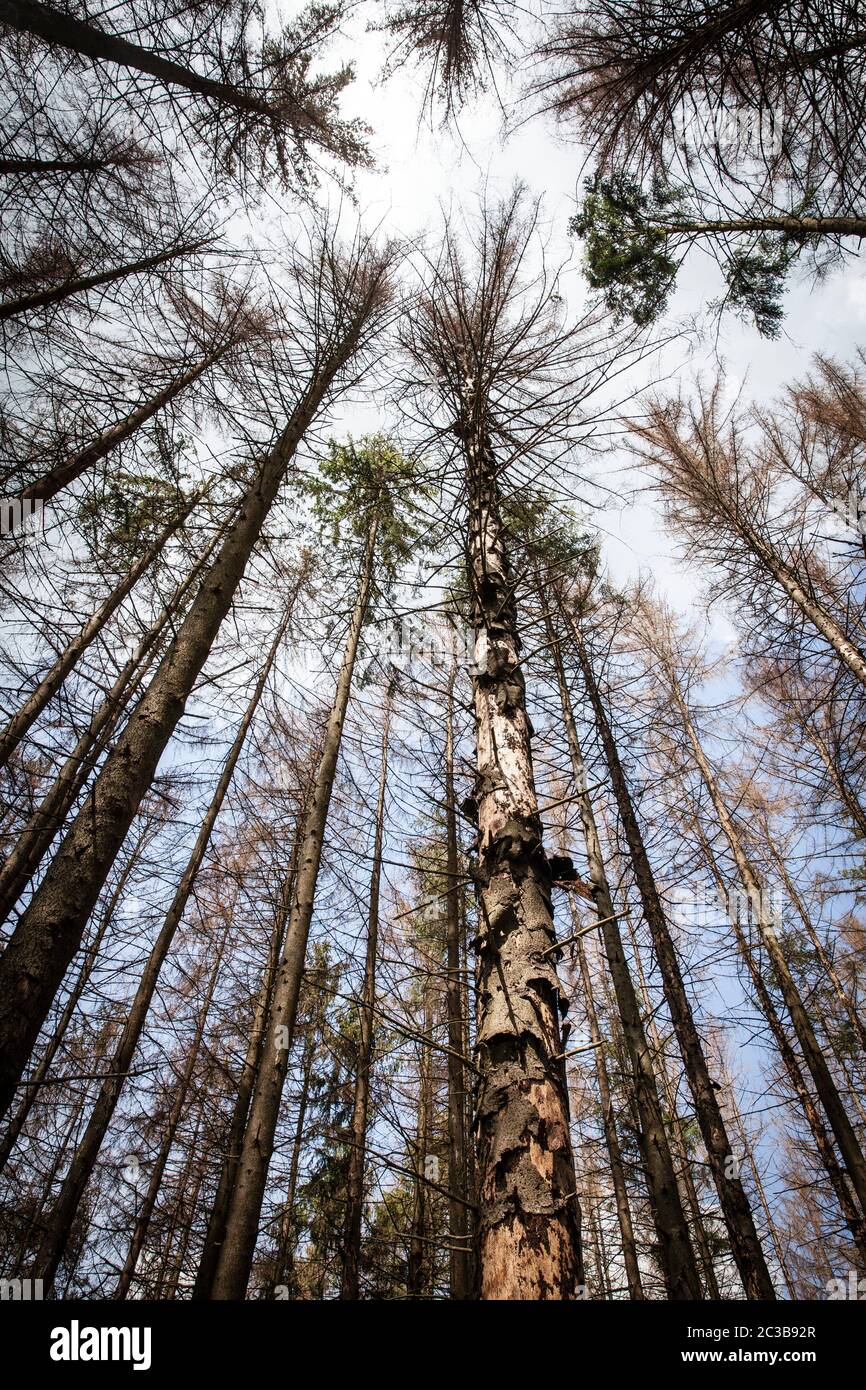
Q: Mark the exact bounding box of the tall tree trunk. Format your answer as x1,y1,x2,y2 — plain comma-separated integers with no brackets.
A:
543,606,700,1298
116,917,229,1297
0,527,222,923
805,718,866,842
407,988,432,1300
662,215,866,239
7,1061,96,1276
192,815,308,1300
765,838,866,1059
443,677,472,1299
0,155,130,174
0,828,147,1175
340,710,389,1300
0,238,210,320
621,901,722,1299
209,521,377,1299
269,1024,317,1298
31,600,293,1288
0,312,371,1120
460,411,580,1300
563,602,776,1299
713,498,866,691
158,1104,207,1298
0,0,294,120
21,354,229,502
569,899,644,1298
0,495,198,768
723,1054,798,1299
695,830,866,1269
673,682,866,1225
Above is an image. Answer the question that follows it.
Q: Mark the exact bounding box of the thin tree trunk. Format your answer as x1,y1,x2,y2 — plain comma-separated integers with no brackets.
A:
0,828,147,1176
726,509,866,691
674,683,866,1224
340,710,389,1300
0,313,371,1121
766,838,866,1058
157,1105,206,1298
0,495,198,768
806,719,866,841
543,607,700,1298
696,830,866,1268
563,602,776,1299
442,674,472,1299
0,238,210,320
270,1025,317,1298
1,0,294,120
21,354,229,502
209,521,377,1299
115,922,228,1298
192,822,306,1301
621,902,722,1299
407,988,432,1300
8,1067,94,1275
31,601,293,1288
570,900,644,1298
724,1063,798,1299
0,528,221,923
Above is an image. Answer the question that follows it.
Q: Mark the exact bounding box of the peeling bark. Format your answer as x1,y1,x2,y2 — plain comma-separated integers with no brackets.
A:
444,678,473,1298
460,410,580,1300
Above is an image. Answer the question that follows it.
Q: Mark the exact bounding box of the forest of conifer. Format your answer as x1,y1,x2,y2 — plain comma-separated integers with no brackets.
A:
1,0,865,1328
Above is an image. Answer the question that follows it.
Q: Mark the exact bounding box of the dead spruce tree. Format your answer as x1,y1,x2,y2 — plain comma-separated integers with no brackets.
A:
553,565,776,1298
518,518,701,1298
30,582,302,1290
377,0,520,121
535,2,866,332
209,436,422,1298
0,226,397,1119
398,189,649,1298
632,595,866,1239
340,703,391,1300
191,712,320,1301
634,384,866,692
0,522,225,924
0,0,370,193
535,0,866,201
0,492,202,770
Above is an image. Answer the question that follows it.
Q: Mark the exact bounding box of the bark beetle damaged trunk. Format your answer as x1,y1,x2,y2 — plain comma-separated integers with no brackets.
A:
458,395,580,1300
